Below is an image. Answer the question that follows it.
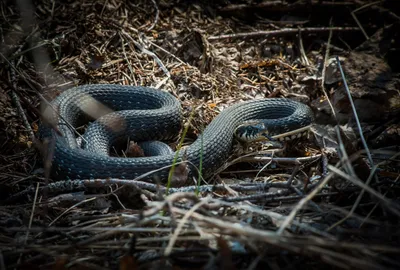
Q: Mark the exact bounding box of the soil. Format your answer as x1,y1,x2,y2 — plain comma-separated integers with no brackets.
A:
0,1,399,269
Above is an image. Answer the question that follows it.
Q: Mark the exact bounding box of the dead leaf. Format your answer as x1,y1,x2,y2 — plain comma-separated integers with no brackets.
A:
88,54,105,70
126,141,145,157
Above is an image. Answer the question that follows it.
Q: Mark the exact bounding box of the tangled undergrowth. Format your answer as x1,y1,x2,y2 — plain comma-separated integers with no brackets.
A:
1,0,399,269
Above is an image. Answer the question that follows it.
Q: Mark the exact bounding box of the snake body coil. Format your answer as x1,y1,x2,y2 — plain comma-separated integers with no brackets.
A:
43,84,314,182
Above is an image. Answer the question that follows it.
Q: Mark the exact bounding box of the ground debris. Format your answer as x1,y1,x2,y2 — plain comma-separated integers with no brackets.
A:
1,1,400,269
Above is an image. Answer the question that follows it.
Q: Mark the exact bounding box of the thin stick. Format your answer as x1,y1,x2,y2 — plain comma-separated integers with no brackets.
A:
164,197,210,255
119,33,137,85
208,27,360,41
320,18,337,119
297,28,309,66
147,0,159,31
351,0,384,40
17,182,40,266
122,31,170,79
48,197,97,226
328,165,400,216
336,56,374,166
276,172,334,235
0,52,84,140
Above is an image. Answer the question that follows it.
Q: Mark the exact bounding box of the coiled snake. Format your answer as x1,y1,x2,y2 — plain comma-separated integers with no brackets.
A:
43,84,314,182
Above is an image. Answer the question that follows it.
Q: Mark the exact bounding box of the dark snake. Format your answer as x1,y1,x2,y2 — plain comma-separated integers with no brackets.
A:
42,84,314,182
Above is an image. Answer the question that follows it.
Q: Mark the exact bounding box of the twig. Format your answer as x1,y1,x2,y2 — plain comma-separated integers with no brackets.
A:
0,52,81,139
361,175,400,227
335,126,356,177
276,171,335,235
254,151,274,179
214,197,334,239
326,126,370,231
225,191,340,203
6,43,35,140
48,197,97,226
351,1,385,40
214,152,321,176
5,226,197,234
8,86,35,141
122,31,170,80
336,56,374,167
320,18,337,120
147,0,159,31
164,197,210,256
354,0,400,22
297,28,310,66
17,182,39,266
239,155,321,164
223,189,291,202
147,40,187,66
328,165,400,217
119,33,137,85
208,27,360,41
219,1,358,13
328,164,397,231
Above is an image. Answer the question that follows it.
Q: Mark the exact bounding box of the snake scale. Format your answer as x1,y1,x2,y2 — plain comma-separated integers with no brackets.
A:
42,84,314,182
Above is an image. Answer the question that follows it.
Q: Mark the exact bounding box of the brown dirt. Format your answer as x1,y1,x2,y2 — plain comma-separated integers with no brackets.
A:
1,0,399,269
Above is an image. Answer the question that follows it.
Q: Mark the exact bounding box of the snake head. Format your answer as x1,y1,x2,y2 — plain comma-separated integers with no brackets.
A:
234,122,274,142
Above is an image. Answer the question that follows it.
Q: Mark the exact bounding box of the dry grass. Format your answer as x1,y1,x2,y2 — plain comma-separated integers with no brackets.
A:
0,0,399,269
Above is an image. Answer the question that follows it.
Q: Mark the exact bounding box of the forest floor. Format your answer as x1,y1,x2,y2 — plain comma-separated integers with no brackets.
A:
1,0,399,269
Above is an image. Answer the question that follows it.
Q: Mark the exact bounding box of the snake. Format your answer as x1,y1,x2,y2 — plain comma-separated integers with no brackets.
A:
42,84,314,182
